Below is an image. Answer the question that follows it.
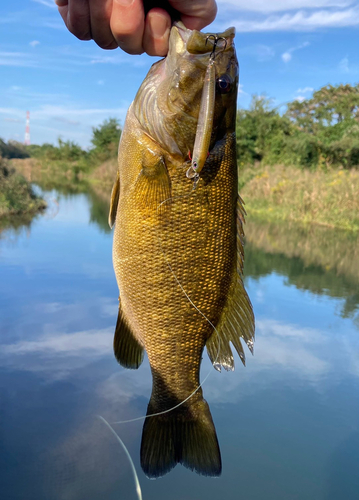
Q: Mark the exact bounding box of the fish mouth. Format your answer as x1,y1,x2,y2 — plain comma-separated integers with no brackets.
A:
174,21,236,57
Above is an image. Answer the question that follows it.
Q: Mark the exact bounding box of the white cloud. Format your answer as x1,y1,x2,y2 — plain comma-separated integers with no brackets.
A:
238,84,249,96
53,116,81,126
0,102,129,147
4,117,21,123
297,86,314,93
218,0,355,12
41,20,66,30
30,104,128,122
0,87,128,122
238,44,276,61
90,54,132,65
281,41,310,62
338,56,359,74
29,40,40,47
339,56,350,72
32,0,57,8
0,51,38,67
295,95,306,102
232,7,359,32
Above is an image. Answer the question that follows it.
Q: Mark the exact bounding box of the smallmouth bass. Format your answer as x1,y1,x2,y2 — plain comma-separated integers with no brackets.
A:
109,22,254,478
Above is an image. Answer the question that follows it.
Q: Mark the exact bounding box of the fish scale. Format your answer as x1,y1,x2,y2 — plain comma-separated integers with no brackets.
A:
109,22,254,478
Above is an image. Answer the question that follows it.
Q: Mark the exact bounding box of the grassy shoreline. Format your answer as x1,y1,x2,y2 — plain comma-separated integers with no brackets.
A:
0,162,46,220
240,164,359,232
10,158,359,233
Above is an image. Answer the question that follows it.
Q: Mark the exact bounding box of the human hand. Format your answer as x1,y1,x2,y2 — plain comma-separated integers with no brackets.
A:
55,0,217,56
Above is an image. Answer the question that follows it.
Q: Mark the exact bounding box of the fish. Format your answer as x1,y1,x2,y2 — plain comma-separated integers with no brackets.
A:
109,22,254,478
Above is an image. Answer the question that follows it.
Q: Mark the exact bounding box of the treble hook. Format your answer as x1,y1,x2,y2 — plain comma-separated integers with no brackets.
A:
205,34,227,60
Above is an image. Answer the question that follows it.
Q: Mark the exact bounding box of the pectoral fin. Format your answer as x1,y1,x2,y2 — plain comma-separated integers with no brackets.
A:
133,149,171,210
113,302,144,369
108,174,120,229
206,196,254,371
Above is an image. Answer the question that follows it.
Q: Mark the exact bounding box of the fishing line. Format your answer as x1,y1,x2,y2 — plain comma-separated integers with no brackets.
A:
112,185,222,426
97,416,142,500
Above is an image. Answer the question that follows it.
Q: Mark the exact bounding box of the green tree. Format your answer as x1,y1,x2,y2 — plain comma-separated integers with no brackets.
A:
286,84,359,132
90,118,122,160
0,139,29,159
57,138,85,161
236,96,291,165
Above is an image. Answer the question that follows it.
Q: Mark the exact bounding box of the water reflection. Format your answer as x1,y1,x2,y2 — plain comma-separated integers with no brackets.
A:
1,185,359,500
0,177,112,244
0,212,39,242
244,219,359,326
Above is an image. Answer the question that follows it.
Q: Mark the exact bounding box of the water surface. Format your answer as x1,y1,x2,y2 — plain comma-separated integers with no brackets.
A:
1,185,358,500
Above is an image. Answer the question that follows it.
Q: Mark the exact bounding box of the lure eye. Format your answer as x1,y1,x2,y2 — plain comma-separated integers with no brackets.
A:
216,74,232,94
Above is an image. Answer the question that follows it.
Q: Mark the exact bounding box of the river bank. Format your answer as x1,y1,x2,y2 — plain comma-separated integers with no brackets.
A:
0,162,46,223
240,164,359,232
9,158,359,233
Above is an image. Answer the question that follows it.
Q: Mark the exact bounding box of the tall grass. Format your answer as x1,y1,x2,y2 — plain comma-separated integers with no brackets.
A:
241,164,359,232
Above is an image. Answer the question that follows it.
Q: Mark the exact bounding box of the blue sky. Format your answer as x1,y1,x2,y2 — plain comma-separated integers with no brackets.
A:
1,0,358,148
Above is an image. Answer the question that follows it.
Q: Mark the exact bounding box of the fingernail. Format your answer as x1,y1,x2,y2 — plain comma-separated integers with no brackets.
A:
115,0,133,5
151,14,170,39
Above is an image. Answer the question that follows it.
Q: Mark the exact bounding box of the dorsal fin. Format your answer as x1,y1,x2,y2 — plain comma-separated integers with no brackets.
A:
206,196,255,371
113,302,144,369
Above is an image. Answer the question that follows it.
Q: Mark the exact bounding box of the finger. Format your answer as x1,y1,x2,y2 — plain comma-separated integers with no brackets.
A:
169,0,217,31
55,0,68,6
143,8,171,57
110,0,145,55
57,5,69,26
89,0,118,50
66,0,92,41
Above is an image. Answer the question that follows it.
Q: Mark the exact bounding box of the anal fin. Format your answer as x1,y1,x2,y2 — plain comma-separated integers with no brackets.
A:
113,303,144,369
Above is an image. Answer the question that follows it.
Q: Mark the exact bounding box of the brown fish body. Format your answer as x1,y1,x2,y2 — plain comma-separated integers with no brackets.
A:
110,23,254,478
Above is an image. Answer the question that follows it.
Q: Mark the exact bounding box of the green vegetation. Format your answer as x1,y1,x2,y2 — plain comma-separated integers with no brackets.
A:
90,118,122,160
0,160,46,219
240,164,359,231
0,139,29,159
235,83,359,232
16,117,122,177
236,83,359,169
4,84,359,232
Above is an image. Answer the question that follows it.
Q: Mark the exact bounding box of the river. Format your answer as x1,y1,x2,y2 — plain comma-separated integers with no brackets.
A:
0,183,358,500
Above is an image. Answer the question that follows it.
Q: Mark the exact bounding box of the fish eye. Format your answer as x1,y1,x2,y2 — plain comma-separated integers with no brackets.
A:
216,74,232,94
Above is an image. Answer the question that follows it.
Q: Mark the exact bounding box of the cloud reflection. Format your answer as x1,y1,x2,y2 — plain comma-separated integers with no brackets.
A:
2,312,357,406
2,328,113,356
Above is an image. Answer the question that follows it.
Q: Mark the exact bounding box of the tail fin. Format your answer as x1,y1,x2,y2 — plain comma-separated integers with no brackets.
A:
140,397,221,478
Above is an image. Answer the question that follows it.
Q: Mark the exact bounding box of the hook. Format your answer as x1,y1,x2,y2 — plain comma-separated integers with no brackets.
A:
205,35,227,60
